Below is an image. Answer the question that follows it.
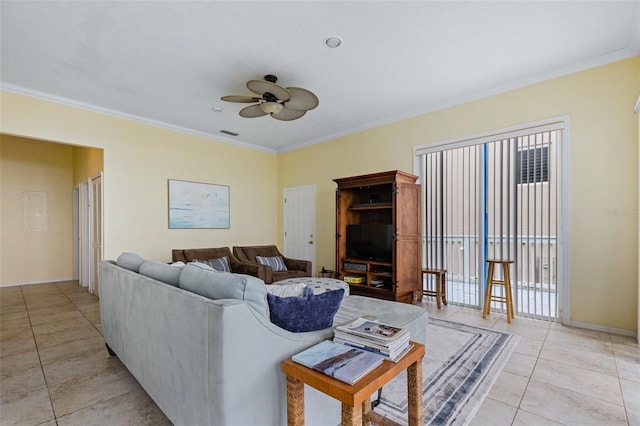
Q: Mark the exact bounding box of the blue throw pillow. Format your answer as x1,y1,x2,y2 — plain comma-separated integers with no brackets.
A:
266,288,345,332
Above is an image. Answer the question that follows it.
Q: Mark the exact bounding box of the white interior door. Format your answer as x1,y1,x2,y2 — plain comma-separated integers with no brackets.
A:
283,185,316,274
79,180,90,288
90,173,103,296
78,173,103,295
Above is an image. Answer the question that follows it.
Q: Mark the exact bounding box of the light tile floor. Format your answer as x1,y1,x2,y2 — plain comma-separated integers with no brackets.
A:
1,282,638,425
419,299,640,426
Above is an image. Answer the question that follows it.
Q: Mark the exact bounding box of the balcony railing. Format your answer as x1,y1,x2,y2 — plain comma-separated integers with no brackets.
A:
423,234,557,319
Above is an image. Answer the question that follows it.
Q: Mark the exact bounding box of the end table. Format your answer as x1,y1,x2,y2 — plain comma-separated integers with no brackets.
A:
281,342,424,426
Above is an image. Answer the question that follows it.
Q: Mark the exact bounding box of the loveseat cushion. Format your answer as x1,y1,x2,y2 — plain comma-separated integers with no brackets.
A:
139,260,183,287
266,289,345,332
116,252,146,272
178,263,269,319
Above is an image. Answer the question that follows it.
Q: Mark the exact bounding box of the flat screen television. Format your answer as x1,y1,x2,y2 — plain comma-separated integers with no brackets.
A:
347,224,393,261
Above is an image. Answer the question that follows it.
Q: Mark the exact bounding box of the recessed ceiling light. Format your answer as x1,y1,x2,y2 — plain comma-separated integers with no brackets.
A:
324,36,342,49
212,106,223,112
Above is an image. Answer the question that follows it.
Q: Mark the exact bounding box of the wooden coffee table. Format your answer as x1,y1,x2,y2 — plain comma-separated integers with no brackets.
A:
281,342,425,426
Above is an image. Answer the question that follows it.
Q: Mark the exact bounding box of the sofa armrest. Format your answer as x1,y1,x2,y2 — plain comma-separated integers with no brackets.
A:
230,261,270,283
172,249,187,263
283,258,312,275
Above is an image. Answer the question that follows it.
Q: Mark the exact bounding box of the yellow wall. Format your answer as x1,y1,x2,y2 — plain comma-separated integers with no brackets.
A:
1,57,637,331
0,92,279,263
0,135,74,284
72,146,104,185
279,56,639,332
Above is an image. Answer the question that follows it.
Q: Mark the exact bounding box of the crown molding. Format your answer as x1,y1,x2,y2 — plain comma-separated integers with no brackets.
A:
0,84,277,154
279,48,639,153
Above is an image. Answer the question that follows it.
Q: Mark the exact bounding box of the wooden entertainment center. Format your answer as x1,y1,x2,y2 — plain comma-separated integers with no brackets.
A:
334,170,422,304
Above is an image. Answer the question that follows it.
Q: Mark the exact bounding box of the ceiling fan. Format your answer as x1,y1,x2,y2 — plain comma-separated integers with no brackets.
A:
221,74,319,121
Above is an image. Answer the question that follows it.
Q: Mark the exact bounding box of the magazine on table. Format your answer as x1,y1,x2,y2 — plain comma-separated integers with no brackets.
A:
333,330,410,353
335,317,408,343
333,337,414,362
291,340,385,385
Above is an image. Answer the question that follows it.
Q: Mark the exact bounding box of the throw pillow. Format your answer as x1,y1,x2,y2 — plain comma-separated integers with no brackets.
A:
256,255,288,272
193,256,230,272
266,288,345,332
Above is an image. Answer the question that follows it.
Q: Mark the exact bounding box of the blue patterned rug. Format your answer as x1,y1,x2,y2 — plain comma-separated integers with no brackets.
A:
373,318,518,425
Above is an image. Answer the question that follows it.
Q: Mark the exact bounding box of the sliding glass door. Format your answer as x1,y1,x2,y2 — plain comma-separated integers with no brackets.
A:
418,124,562,321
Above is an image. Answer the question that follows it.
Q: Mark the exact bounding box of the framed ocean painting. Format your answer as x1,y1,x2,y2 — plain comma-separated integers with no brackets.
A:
168,179,230,229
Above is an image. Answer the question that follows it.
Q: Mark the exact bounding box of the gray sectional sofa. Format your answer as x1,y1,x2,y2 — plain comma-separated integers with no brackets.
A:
99,254,428,426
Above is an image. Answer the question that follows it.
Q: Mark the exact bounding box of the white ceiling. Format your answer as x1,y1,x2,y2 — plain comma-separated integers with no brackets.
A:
1,1,639,153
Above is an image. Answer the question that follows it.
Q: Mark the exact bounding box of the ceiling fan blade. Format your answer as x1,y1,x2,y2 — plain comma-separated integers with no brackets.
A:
271,109,306,121
239,104,268,118
221,95,261,103
284,87,319,111
246,80,291,101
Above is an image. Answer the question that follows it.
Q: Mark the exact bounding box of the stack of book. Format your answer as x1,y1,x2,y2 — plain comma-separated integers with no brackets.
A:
333,317,411,362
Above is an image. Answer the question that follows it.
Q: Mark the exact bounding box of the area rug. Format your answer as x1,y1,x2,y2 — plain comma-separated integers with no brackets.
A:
373,318,518,425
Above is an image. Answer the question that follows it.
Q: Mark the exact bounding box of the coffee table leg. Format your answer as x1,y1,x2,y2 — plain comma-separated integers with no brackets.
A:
407,359,423,426
286,375,305,426
341,402,362,426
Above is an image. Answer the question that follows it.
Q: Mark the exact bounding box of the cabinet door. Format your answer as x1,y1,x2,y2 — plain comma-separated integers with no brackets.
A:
393,182,421,293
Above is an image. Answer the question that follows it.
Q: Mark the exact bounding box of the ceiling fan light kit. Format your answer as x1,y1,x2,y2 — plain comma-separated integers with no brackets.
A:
221,74,318,121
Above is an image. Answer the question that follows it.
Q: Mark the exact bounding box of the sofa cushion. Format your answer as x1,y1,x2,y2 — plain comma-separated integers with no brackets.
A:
256,255,288,272
116,252,146,272
266,289,345,332
139,260,183,287
194,256,230,272
178,263,269,319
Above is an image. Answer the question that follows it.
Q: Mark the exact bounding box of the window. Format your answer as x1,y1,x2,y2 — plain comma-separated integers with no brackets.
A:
517,146,549,184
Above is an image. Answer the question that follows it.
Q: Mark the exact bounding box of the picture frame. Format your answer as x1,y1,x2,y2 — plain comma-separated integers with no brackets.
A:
168,179,230,229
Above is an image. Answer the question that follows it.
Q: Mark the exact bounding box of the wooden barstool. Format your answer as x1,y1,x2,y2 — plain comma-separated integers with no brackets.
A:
482,260,515,323
421,268,447,309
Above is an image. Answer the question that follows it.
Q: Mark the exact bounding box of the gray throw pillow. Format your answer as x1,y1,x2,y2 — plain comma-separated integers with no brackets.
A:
256,255,288,272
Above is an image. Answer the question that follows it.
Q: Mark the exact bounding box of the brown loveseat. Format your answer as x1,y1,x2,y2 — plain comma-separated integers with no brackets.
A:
172,247,268,283
233,245,312,284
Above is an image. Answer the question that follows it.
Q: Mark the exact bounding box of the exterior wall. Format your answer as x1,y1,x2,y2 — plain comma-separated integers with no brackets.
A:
0,91,279,264
0,135,74,284
278,56,639,332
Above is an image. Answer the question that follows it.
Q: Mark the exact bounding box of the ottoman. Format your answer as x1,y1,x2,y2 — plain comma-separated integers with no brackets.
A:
274,277,350,296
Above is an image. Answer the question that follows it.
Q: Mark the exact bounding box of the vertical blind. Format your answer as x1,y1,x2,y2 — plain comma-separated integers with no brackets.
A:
419,128,561,321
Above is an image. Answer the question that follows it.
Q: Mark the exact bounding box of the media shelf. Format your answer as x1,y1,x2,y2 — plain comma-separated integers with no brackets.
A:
334,171,422,304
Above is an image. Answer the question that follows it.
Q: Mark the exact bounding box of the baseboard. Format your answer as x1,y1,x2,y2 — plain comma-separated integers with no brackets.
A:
564,318,637,338
0,277,76,288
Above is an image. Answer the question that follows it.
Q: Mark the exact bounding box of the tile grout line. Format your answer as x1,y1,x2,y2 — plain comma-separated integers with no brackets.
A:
21,284,59,426
55,282,104,337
